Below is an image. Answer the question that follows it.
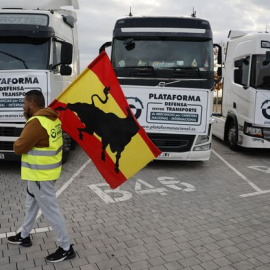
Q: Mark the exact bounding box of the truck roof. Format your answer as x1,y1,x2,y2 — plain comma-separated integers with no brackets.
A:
228,30,270,40
226,30,270,60
0,0,79,10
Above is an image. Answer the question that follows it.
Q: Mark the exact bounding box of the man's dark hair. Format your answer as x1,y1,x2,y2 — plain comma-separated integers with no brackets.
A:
25,90,45,108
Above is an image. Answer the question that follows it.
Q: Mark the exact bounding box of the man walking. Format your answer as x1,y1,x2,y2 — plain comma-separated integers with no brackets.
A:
7,90,75,263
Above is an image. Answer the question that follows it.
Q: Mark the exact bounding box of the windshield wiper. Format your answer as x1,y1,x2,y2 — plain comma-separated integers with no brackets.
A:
0,50,28,69
171,66,201,77
172,67,200,71
119,65,154,70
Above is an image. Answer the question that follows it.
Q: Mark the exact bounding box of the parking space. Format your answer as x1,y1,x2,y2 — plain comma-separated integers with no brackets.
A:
1,138,270,270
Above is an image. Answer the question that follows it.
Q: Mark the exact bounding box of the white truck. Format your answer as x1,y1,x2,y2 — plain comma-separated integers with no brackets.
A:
100,16,222,160
0,0,80,161
213,30,270,150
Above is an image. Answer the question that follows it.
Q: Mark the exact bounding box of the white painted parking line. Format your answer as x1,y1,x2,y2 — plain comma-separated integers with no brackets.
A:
247,166,270,174
56,159,92,197
240,189,270,198
0,159,92,240
0,227,53,239
211,149,268,197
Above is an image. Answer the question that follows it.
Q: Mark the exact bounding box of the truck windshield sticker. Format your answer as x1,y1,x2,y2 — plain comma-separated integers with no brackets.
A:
123,85,209,134
0,14,48,26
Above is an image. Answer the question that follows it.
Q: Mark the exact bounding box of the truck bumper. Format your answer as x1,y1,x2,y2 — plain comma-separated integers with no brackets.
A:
156,148,211,161
0,151,21,161
239,133,270,148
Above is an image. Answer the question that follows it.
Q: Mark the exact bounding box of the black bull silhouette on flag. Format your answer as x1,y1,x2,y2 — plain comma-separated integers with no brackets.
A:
55,87,140,173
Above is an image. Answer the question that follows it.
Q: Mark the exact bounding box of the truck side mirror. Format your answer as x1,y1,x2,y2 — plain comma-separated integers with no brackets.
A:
234,61,243,84
61,42,73,65
234,68,242,84
234,59,243,67
214,44,222,77
213,44,222,65
263,51,270,66
234,60,242,84
60,65,72,76
124,39,135,51
99,42,112,54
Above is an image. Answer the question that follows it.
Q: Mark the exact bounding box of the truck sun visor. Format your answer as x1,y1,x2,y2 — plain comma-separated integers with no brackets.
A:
0,24,55,38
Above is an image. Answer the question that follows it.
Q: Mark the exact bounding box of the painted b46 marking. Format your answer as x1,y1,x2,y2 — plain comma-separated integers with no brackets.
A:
88,176,195,203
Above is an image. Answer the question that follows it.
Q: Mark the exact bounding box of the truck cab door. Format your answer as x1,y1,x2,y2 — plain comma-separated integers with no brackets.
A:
232,56,254,122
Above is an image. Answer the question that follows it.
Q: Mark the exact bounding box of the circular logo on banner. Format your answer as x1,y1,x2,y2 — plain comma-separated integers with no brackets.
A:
261,100,270,119
126,97,144,119
51,128,57,138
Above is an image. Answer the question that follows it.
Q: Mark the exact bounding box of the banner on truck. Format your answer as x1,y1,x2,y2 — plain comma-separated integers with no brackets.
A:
123,85,209,134
255,91,270,126
0,71,48,122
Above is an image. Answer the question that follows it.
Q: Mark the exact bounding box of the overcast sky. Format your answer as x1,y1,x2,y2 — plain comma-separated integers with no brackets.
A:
75,0,270,71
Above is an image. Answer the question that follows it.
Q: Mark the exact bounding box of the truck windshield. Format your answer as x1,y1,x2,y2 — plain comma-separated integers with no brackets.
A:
0,37,49,70
112,38,213,71
252,55,270,89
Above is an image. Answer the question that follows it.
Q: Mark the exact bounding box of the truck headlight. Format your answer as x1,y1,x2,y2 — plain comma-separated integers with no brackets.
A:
194,143,211,151
195,135,210,145
244,123,263,137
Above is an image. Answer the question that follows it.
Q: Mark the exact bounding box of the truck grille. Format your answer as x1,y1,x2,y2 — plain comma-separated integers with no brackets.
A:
0,127,22,137
147,133,195,152
0,141,14,151
0,127,22,152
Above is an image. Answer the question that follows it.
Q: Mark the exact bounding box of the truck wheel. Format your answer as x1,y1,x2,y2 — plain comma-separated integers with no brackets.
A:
62,150,69,164
62,132,71,164
227,121,238,150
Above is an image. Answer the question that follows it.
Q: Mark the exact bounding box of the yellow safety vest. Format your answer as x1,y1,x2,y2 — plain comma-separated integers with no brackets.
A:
21,116,63,181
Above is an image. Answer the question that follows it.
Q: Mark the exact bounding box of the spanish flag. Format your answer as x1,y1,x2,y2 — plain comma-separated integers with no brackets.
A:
50,51,161,189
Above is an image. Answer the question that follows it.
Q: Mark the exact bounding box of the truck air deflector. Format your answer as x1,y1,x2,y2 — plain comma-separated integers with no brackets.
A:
0,0,79,10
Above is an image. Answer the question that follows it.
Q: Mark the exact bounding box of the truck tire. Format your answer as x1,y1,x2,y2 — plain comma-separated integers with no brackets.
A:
62,132,72,164
62,149,69,164
227,121,238,150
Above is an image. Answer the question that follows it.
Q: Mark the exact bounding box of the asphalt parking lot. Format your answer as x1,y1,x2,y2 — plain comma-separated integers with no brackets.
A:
1,137,270,270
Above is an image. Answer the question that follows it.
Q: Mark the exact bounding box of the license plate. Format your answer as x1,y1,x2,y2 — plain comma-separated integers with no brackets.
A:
159,152,171,158
0,153,5,159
